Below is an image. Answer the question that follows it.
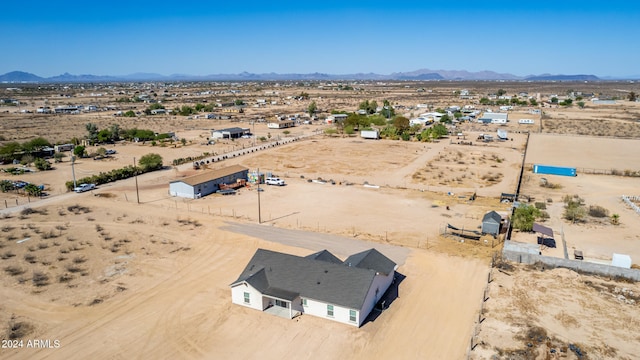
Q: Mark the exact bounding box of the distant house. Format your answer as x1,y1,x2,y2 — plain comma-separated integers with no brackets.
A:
267,120,295,129
169,165,248,199
211,127,250,140
482,112,508,124
326,114,348,124
230,248,398,327
481,211,502,237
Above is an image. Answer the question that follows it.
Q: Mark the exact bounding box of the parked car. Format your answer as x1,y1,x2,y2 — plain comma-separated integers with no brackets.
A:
105,149,117,155
265,177,285,186
74,183,96,193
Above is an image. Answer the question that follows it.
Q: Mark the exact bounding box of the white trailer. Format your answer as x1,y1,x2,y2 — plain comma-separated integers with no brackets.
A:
360,130,380,140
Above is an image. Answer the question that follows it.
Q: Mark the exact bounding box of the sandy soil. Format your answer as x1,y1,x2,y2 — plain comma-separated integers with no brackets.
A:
515,134,640,262
472,262,640,360
0,196,489,360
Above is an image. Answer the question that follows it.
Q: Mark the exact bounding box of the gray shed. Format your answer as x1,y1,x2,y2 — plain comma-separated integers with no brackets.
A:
481,211,502,236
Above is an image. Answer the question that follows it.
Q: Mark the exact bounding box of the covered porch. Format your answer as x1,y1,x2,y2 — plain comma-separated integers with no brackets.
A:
261,288,302,319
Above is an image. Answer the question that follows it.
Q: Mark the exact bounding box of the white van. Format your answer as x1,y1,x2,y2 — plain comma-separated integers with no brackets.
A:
265,177,285,186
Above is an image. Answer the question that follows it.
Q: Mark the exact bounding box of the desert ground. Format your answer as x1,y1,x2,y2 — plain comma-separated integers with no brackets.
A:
1,81,640,359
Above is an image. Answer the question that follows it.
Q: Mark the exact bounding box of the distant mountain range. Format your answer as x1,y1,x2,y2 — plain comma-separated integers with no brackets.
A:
0,69,635,83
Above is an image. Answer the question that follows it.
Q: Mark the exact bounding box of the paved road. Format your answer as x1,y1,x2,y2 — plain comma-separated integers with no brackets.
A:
220,221,411,266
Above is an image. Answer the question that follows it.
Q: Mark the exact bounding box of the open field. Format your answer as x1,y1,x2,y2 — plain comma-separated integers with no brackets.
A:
1,81,640,359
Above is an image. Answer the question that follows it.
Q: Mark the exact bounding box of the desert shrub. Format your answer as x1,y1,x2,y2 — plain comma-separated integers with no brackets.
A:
1,225,14,232
24,254,37,264
1,251,16,259
67,205,91,214
41,231,59,239
73,256,87,264
534,202,547,210
58,273,75,283
7,320,34,339
588,205,609,218
565,202,587,223
65,264,84,273
32,271,50,286
4,265,26,276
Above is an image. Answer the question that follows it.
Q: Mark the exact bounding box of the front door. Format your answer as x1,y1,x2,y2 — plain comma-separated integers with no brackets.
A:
275,299,288,308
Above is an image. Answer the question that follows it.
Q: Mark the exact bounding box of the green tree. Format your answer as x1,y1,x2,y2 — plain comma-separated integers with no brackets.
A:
479,97,491,105
23,137,51,152
550,97,558,104
110,124,121,142
344,125,355,135
0,141,22,157
577,101,585,109
97,129,113,143
432,124,448,138
308,101,317,117
529,98,538,106
0,180,16,192
393,116,410,133
234,99,244,106
628,92,637,102
124,110,136,117
496,89,507,96
86,123,98,143
512,204,540,231
138,153,163,172
73,145,86,158
34,157,52,171
24,183,42,197
439,114,452,124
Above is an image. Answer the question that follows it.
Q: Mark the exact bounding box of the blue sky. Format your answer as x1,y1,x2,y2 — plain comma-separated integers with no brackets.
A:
2,1,638,77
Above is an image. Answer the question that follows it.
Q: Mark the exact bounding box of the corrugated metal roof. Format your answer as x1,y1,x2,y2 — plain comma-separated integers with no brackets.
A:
171,165,248,186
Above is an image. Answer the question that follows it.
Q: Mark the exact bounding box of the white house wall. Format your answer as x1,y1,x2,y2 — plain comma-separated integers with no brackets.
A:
169,182,195,199
358,272,394,326
300,297,359,327
231,282,265,312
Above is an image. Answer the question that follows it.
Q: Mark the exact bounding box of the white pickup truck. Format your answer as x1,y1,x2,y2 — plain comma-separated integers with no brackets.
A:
265,177,285,186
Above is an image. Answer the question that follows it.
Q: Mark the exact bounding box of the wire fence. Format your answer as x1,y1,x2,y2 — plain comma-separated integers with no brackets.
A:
466,253,498,359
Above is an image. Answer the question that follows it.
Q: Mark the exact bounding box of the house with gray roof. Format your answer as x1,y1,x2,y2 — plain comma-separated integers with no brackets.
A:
230,248,397,327
169,164,248,199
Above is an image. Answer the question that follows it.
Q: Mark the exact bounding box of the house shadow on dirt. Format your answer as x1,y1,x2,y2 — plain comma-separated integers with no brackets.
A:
362,272,406,326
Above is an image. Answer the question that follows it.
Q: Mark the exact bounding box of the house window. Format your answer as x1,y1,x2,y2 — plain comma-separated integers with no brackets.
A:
302,298,307,307
243,292,250,304
327,305,334,317
349,310,357,323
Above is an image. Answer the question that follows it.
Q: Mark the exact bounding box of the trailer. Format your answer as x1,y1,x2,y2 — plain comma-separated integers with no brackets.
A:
360,130,380,140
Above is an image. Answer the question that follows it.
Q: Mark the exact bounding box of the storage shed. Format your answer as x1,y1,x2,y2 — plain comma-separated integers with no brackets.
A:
481,211,502,237
169,165,248,199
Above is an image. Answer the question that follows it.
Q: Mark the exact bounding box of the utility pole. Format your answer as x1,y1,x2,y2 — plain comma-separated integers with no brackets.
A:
133,157,140,204
257,168,262,224
71,155,77,189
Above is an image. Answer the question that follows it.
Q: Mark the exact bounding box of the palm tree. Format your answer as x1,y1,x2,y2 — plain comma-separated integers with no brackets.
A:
611,213,620,225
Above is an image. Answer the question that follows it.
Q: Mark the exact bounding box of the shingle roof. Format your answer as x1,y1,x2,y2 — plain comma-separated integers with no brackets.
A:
343,248,397,275
170,165,248,186
231,248,395,309
482,211,501,224
305,250,343,264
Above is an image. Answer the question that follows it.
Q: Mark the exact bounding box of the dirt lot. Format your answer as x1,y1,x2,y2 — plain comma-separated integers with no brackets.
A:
1,81,640,359
515,134,640,262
